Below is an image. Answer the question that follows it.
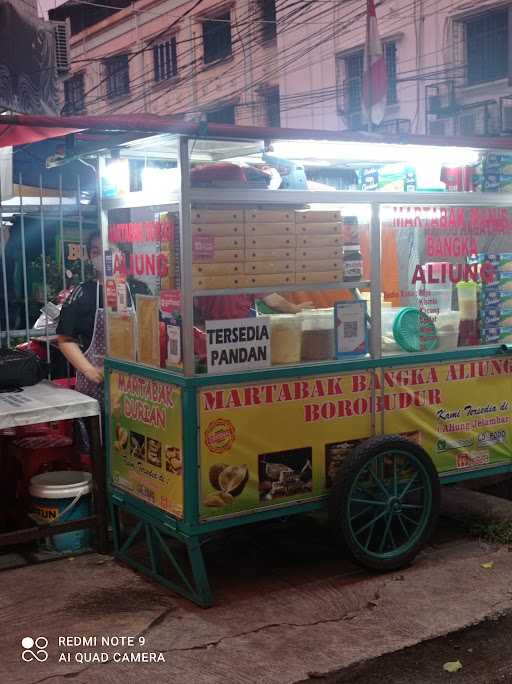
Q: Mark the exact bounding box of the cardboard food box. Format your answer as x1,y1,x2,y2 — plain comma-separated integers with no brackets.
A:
244,222,296,235
192,249,244,264
192,274,248,290
211,236,245,250
296,234,343,247
192,223,244,236
295,222,343,235
296,259,343,272
244,209,294,223
296,271,343,284
244,261,295,274
247,273,295,286
295,210,342,223
246,235,296,248
191,209,243,223
192,262,244,276
245,248,296,261
296,247,343,260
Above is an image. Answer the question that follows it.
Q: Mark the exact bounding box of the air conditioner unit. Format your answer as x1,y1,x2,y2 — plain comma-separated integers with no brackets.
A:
425,81,457,116
52,20,70,75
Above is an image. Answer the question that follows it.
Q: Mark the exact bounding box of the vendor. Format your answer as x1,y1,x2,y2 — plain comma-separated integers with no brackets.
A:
57,232,151,401
57,231,106,402
195,292,311,324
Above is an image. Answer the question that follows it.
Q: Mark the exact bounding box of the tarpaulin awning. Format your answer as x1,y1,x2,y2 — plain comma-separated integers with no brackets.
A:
0,124,81,148
1,113,512,151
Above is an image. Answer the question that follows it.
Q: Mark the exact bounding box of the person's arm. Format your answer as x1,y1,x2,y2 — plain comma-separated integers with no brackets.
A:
261,293,313,314
58,336,104,384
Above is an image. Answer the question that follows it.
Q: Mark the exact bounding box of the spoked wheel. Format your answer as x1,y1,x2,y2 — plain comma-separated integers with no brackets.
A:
328,435,440,571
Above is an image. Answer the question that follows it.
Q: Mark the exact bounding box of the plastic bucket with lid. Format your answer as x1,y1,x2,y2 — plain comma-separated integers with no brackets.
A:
29,471,92,552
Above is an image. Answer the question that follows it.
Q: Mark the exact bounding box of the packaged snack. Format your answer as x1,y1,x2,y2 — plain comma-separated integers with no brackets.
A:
481,326,512,343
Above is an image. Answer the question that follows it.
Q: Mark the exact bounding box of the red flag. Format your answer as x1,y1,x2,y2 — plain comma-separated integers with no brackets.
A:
362,0,387,127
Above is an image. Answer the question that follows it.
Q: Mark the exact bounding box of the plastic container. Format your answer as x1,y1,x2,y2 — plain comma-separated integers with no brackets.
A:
301,309,335,361
415,262,453,315
456,281,478,320
434,310,460,351
381,307,438,353
270,314,302,364
29,471,92,552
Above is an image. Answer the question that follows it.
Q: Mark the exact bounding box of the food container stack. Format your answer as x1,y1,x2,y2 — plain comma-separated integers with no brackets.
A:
192,206,355,290
191,208,247,290
474,253,512,344
295,209,343,285
244,208,296,286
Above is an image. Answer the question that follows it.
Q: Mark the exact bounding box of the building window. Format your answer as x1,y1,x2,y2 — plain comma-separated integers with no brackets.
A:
104,53,130,98
63,73,85,113
345,52,364,112
261,0,277,42
202,12,232,64
153,37,178,82
342,41,397,112
265,87,280,127
206,104,235,124
466,10,508,86
385,42,398,104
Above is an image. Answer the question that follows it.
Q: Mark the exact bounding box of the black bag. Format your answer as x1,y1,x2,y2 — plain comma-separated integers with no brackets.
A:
0,348,48,390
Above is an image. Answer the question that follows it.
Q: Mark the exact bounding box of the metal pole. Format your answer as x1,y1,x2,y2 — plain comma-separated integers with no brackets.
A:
59,175,66,292
0,171,10,348
77,175,85,282
39,175,51,375
369,202,381,433
19,175,30,343
177,135,194,376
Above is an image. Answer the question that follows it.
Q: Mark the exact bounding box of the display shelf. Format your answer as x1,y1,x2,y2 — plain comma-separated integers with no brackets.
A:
101,192,180,210
98,188,512,212
192,280,370,297
189,188,512,207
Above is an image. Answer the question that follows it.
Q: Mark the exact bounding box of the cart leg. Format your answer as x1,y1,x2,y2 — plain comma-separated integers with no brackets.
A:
86,415,109,554
186,536,213,608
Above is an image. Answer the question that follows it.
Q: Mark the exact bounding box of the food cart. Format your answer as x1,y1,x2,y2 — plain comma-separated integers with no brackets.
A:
81,121,512,607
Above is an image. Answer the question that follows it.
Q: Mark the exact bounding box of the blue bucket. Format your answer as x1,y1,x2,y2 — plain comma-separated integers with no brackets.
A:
29,471,92,552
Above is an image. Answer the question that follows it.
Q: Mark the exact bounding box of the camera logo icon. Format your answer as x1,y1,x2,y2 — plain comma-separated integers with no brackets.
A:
21,637,48,663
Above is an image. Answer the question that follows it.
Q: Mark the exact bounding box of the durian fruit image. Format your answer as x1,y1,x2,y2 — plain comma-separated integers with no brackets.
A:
205,464,249,507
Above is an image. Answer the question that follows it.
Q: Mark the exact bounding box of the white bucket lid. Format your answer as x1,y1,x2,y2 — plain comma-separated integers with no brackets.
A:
29,471,92,499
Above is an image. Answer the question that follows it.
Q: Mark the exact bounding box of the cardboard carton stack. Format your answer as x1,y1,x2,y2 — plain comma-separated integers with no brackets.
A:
191,207,344,290
295,210,343,285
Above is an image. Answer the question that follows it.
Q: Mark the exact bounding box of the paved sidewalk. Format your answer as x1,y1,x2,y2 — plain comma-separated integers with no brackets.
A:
2,513,512,684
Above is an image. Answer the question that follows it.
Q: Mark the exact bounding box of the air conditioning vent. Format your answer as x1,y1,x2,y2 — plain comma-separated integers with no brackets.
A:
53,21,70,74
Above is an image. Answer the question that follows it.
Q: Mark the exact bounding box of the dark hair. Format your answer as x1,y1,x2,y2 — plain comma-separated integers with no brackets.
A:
86,230,101,257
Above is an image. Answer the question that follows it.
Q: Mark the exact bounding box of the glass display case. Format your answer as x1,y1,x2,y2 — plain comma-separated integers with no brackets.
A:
100,126,512,605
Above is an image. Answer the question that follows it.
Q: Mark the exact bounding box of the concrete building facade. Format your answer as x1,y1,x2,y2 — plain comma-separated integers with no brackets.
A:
54,0,512,137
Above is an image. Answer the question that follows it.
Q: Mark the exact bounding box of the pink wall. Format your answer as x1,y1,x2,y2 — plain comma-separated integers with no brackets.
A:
66,0,512,134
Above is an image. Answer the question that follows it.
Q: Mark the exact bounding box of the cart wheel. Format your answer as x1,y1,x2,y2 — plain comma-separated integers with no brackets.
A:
328,435,440,571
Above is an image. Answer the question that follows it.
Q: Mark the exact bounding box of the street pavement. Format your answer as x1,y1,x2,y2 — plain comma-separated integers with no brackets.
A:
2,509,512,683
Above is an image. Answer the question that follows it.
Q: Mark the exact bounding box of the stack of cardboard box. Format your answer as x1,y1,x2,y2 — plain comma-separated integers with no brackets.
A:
191,207,345,290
